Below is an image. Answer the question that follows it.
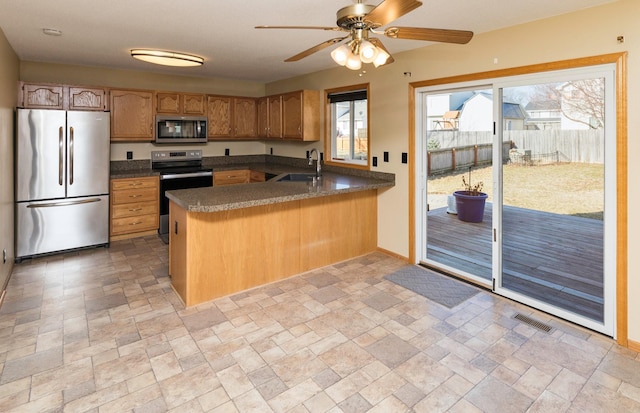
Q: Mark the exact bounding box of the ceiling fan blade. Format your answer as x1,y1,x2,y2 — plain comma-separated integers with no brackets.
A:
384,27,473,44
285,37,348,62
364,0,423,28
255,25,345,32
369,38,395,65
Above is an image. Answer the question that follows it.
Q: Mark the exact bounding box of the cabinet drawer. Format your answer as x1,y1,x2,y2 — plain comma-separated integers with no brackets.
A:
112,187,157,205
111,202,158,219
214,170,250,186
111,214,158,235
112,177,157,190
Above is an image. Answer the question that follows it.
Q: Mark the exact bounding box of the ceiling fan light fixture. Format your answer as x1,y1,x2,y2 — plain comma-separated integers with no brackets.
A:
330,44,351,66
373,49,390,67
359,40,378,64
345,52,362,70
130,49,204,67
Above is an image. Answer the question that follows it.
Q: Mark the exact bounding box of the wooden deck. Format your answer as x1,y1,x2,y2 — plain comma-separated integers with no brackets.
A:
426,204,604,322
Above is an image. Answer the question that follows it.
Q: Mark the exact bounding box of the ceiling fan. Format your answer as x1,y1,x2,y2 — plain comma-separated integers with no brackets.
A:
255,0,473,70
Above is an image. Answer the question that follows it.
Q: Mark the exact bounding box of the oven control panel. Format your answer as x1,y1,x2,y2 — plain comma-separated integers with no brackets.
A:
151,150,203,162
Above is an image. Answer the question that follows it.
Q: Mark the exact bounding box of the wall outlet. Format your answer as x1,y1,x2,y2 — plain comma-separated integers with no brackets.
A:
383,152,389,162
2,248,6,264
270,147,273,155
306,150,310,159
225,148,230,156
126,151,133,160
372,156,378,167
402,152,408,164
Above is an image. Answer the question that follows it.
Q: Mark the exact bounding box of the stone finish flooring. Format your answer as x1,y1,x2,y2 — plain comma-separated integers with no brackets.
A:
0,235,639,412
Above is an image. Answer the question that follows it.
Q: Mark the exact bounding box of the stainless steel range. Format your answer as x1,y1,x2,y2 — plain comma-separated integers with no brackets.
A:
151,150,213,235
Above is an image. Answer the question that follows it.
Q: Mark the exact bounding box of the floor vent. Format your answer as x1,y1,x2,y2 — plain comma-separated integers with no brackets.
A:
513,313,553,333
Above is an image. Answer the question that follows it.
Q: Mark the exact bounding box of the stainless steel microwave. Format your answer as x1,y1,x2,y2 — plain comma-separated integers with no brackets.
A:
155,115,207,144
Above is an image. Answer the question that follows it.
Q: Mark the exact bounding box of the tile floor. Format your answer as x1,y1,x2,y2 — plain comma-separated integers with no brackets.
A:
0,235,639,412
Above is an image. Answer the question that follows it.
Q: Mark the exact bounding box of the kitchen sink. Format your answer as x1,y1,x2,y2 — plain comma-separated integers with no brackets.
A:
275,173,317,182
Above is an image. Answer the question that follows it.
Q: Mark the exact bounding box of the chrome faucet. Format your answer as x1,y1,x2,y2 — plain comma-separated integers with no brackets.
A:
308,148,321,178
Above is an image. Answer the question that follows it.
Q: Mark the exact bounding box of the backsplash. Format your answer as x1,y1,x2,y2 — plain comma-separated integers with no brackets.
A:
111,154,394,182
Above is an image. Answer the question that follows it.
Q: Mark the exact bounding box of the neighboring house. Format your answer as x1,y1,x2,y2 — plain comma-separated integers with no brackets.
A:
456,92,527,131
525,100,562,130
428,91,527,132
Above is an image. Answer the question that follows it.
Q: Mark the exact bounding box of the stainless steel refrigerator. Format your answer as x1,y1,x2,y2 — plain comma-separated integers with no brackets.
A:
15,109,110,261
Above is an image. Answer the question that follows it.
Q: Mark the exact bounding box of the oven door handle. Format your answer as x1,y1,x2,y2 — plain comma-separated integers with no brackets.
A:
160,172,213,180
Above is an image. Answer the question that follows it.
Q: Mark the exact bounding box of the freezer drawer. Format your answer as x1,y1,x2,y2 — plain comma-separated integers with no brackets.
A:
16,195,109,259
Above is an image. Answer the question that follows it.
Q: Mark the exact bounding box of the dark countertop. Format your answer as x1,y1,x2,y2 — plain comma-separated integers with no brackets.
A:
165,171,393,212
110,156,395,212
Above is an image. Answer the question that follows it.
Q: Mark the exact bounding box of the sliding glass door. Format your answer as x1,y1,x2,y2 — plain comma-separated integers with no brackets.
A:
494,68,615,334
423,88,493,287
417,64,616,335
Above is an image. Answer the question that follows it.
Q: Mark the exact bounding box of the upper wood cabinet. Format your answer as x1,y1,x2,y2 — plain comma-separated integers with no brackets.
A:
183,94,206,115
257,95,283,139
18,82,107,111
257,97,268,138
68,87,107,111
156,92,206,115
207,95,257,139
19,83,64,109
156,92,180,114
110,89,154,141
282,90,320,141
233,97,257,138
18,81,320,142
207,95,232,138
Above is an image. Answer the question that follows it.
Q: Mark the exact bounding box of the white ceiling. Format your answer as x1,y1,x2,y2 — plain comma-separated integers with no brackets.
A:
0,0,615,83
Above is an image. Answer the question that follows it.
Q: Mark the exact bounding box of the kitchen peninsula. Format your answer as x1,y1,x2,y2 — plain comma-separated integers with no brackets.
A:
165,170,394,307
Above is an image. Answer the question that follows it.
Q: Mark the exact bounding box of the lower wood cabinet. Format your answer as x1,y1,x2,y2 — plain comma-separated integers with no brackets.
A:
168,190,377,306
249,170,265,182
213,170,250,186
110,176,159,240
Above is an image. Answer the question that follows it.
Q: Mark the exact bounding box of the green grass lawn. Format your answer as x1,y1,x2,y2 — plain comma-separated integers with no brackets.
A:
428,163,604,220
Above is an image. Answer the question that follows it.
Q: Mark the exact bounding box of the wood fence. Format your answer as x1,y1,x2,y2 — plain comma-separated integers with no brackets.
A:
426,129,604,175
428,142,511,176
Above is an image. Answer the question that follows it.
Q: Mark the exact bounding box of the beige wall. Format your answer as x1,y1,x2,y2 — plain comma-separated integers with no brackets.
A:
0,28,18,290
8,0,639,343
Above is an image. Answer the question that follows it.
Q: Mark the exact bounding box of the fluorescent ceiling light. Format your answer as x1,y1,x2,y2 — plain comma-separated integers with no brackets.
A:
130,49,204,67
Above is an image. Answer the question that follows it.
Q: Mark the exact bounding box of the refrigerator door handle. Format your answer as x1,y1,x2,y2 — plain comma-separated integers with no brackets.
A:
58,126,64,186
69,126,74,185
26,198,103,208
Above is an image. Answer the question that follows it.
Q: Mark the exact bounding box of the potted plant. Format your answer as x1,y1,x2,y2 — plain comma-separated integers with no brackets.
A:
453,168,488,223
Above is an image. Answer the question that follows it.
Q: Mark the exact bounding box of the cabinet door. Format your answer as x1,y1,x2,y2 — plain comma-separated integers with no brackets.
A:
183,94,206,115
283,90,319,141
110,89,154,140
257,97,268,138
207,96,232,138
156,92,181,114
233,97,257,138
282,91,303,139
69,87,107,111
19,83,64,109
268,95,283,139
